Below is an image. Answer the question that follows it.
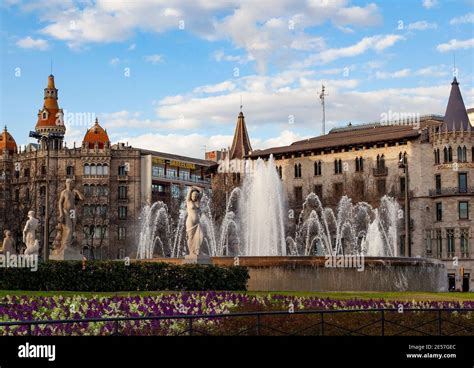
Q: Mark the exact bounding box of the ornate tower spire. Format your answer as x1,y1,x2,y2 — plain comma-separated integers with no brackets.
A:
229,110,252,160
35,74,65,149
443,77,470,132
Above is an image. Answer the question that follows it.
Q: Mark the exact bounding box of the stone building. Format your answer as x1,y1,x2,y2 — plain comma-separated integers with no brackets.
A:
249,78,473,291
0,74,212,259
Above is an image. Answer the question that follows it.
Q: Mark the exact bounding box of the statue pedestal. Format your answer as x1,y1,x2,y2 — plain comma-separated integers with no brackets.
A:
49,247,83,261
184,255,212,265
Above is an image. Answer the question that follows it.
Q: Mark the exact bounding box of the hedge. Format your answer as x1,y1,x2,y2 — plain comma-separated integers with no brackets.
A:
0,261,249,292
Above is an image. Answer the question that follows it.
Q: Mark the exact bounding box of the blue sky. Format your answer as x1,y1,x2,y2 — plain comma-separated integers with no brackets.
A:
1,0,473,158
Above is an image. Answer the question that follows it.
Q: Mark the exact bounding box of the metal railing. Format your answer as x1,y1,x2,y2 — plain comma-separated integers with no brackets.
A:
429,186,474,196
152,172,210,184
0,308,472,336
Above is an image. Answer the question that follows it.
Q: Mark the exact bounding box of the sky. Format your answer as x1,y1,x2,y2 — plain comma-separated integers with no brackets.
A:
1,0,473,158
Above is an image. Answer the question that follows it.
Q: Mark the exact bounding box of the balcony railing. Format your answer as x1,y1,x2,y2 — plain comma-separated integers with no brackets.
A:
372,167,388,176
429,187,474,197
152,172,210,184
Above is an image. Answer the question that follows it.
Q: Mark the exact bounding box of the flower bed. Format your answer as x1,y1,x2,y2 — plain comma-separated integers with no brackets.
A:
0,292,472,336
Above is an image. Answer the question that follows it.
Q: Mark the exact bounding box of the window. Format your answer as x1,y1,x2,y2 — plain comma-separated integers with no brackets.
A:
96,164,104,176
118,165,127,176
459,201,469,220
24,168,30,178
460,228,469,258
334,159,342,174
314,161,322,176
277,166,282,179
436,202,442,221
171,184,180,198
436,229,442,258
294,163,302,178
399,152,407,165
376,179,386,196
434,149,440,164
167,168,177,178
457,146,467,162
66,165,74,177
314,185,323,200
443,146,453,163
458,173,467,193
118,227,126,240
355,157,364,172
376,154,385,169
294,186,303,203
103,164,109,175
180,169,190,181
152,166,165,177
84,164,91,175
425,231,432,256
435,174,441,194
118,186,128,200
90,164,97,175
42,111,47,120
333,182,343,198
118,206,127,219
447,229,455,258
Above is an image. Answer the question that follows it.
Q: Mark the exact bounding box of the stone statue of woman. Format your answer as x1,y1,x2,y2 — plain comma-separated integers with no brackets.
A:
23,211,39,255
0,230,15,255
57,178,84,252
186,186,203,256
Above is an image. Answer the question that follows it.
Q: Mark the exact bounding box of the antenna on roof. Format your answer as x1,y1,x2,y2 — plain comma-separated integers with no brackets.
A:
319,84,328,135
240,94,243,112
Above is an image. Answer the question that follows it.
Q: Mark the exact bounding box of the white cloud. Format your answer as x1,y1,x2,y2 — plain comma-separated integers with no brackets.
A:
143,54,164,64
128,43,136,51
109,57,120,66
374,66,448,79
16,36,49,51
450,13,474,25
112,129,308,158
193,81,236,94
22,0,382,71
437,38,474,52
296,34,404,67
422,0,437,9
375,68,411,79
407,21,437,30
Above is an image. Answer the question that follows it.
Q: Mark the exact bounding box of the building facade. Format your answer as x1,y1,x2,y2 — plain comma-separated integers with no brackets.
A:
0,74,212,259
249,78,473,291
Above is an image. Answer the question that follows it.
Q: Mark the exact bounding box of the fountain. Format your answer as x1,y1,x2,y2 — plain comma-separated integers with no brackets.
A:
135,156,446,292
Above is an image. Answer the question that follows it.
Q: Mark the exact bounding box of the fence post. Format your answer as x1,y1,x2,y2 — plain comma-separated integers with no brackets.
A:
114,320,119,336
438,310,442,336
381,310,385,337
27,324,32,336
256,315,261,336
188,318,193,336
320,312,324,336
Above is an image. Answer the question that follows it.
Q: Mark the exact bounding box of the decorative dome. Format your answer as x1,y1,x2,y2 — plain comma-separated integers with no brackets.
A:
0,126,18,155
83,118,110,149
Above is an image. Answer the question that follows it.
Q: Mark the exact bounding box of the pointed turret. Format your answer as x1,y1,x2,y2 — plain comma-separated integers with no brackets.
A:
229,111,252,160
443,77,470,131
35,74,65,135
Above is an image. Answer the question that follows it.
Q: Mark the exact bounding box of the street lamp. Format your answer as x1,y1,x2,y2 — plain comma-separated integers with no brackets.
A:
29,131,62,261
398,153,411,257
